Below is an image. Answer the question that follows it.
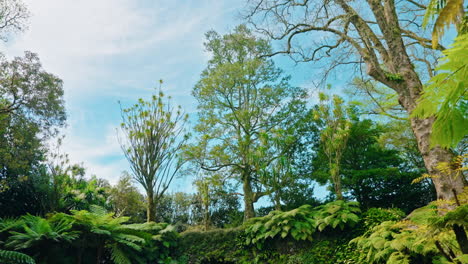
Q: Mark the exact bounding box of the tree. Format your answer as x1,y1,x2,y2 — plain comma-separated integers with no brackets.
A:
185,25,307,219
246,0,467,202
193,173,221,230
0,52,66,136
341,119,435,212
0,0,30,42
313,93,352,200
119,85,188,222
109,173,145,222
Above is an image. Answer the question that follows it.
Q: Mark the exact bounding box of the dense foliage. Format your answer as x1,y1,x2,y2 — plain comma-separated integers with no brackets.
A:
0,0,467,263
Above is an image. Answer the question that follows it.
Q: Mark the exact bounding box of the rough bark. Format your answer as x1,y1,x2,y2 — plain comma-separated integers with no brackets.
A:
247,0,467,207
342,0,467,201
243,176,256,220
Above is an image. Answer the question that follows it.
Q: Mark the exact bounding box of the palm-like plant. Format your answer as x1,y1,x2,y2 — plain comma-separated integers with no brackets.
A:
66,205,147,264
4,215,77,263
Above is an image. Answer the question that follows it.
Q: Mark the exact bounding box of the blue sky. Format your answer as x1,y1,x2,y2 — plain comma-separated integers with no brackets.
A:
1,0,329,197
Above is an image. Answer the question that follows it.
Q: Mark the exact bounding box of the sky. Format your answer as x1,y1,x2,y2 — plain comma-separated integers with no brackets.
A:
0,0,326,197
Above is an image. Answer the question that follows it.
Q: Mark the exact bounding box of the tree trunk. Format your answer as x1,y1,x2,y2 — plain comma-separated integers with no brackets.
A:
274,189,282,211
336,0,468,202
203,202,210,231
243,176,255,220
146,189,155,222
405,95,466,202
453,224,468,254
96,245,103,264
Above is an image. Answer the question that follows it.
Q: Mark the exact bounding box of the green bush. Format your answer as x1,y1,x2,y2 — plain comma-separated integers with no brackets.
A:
282,238,360,264
351,204,465,264
174,227,247,264
244,205,316,248
315,200,361,232
0,207,179,264
361,208,405,230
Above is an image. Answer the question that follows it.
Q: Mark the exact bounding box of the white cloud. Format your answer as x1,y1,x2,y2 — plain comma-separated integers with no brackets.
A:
59,124,126,184
0,0,242,186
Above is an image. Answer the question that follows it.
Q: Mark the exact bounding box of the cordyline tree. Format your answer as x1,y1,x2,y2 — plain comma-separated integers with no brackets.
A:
245,0,467,202
119,85,188,222
185,25,307,220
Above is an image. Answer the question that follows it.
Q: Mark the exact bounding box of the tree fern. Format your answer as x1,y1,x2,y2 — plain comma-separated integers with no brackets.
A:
423,0,466,48
352,202,466,264
0,250,35,264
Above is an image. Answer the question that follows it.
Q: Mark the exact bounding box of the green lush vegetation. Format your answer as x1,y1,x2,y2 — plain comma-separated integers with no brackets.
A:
0,0,467,263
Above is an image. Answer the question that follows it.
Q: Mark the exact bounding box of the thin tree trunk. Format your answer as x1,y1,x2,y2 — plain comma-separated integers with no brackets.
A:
243,176,255,220
204,202,210,231
274,189,281,211
146,189,155,222
453,224,468,254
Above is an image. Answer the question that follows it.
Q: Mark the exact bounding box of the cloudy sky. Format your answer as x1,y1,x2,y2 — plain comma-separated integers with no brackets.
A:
1,0,323,195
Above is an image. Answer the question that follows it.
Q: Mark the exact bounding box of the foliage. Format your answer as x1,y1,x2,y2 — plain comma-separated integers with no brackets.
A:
119,84,189,222
344,168,435,213
123,221,179,264
282,239,360,264
244,205,316,247
313,92,353,200
361,208,406,230
0,51,66,135
423,0,466,47
2,214,77,263
314,119,434,212
0,207,179,264
412,34,468,148
109,173,145,222
244,201,361,250
0,0,30,41
186,24,307,219
175,227,247,264
0,249,35,264
352,201,467,264
315,200,361,232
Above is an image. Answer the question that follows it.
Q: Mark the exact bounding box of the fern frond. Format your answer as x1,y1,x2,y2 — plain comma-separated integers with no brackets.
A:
411,173,438,184
432,0,465,48
109,244,131,264
0,250,35,264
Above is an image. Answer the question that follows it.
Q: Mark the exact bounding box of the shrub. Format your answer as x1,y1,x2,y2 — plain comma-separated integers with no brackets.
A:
244,205,316,248
174,227,247,264
315,200,361,232
361,208,405,230
351,204,465,264
0,207,179,264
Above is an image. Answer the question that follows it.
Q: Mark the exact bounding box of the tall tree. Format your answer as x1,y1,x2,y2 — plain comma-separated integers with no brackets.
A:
246,0,467,201
108,172,145,222
314,93,352,200
185,25,307,219
0,0,30,42
0,52,66,136
119,85,188,222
